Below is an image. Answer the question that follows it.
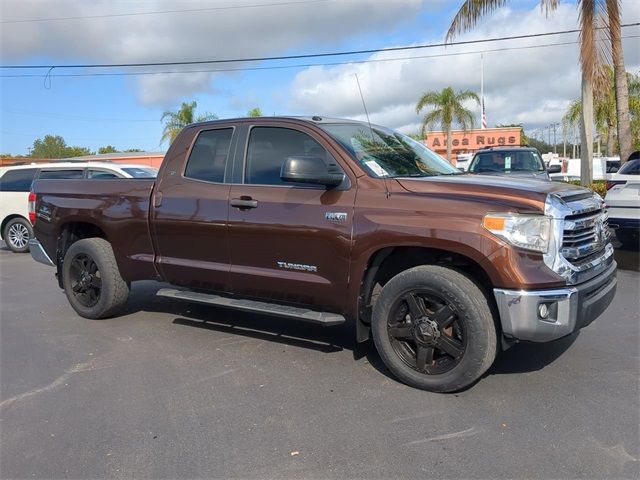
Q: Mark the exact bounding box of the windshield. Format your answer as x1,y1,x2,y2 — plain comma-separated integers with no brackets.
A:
469,150,544,174
321,123,460,178
122,167,158,178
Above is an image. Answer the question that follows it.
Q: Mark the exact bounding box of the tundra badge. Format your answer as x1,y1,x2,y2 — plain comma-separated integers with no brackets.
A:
277,262,317,272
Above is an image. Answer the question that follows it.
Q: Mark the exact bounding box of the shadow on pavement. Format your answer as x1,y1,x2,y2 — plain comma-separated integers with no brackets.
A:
123,280,582,387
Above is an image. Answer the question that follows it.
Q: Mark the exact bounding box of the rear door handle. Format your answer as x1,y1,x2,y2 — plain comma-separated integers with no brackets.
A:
230,197,258,209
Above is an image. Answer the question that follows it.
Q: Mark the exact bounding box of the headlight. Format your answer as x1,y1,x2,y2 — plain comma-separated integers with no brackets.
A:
482,213,551,253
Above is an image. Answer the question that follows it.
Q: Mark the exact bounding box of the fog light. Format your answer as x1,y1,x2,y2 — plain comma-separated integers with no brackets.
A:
538,303,550,319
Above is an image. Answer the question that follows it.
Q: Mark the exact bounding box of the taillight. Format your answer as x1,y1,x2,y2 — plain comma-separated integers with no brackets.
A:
28,191,37,225
606,180,626,190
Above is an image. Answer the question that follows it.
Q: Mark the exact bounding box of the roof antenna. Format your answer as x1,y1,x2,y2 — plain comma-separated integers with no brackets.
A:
354,73,390,198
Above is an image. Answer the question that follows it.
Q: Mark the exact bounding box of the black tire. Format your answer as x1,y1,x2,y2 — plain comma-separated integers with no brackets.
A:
371,265,497,393
3,217,33,253
62,238,129,319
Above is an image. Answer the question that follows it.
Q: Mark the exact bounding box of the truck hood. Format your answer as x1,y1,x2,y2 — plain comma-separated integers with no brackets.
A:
395,174,589,213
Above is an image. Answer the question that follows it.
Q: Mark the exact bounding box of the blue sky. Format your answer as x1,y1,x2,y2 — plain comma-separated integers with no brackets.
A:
1,0,638,156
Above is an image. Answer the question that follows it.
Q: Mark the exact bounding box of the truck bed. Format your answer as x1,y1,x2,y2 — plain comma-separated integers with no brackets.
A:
33,178,157,282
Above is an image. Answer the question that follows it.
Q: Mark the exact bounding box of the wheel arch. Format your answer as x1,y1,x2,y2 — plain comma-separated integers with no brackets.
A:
355,245,499,342
55,221,109,288
1,214,31,240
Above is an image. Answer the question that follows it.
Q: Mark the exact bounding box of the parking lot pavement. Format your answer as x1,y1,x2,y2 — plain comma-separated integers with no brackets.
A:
1,246,638,480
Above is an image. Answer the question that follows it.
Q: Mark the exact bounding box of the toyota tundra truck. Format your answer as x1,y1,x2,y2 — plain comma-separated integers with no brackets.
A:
28,117,617,392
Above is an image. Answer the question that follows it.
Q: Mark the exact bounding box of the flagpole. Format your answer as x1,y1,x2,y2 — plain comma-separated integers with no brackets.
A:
480,53,484,129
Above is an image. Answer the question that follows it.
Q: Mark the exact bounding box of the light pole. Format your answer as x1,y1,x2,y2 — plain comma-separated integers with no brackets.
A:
553,122,559,154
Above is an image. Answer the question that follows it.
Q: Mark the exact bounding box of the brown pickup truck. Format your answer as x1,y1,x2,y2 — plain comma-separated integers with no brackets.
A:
29,117,617,392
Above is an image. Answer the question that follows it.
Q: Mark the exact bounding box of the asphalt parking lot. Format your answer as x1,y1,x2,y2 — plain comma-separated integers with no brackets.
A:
1,244,638,479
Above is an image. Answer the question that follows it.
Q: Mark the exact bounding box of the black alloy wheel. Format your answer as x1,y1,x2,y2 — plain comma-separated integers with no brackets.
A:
387,290,465,375
68,253,102,307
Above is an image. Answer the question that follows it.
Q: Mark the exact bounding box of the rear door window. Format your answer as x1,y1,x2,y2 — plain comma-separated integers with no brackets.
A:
184,128,233,183
0,168,38,192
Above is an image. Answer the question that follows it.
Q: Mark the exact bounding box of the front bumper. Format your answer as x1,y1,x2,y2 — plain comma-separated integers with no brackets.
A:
494,261,617,342
29,239,55,267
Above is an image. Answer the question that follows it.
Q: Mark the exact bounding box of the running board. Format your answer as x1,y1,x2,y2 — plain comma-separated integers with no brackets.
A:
156,288,345,326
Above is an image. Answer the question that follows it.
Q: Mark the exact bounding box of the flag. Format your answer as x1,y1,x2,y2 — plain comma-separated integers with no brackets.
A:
481,99,487,129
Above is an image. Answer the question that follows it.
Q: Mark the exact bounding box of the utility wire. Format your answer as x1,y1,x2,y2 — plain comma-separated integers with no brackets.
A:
2,35,638,79
0,0,334,24
2,22,638,70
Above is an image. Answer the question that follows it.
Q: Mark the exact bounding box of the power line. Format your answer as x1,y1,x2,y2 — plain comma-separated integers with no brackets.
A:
2,22,638,70
0,0,334,24
2,35,638,79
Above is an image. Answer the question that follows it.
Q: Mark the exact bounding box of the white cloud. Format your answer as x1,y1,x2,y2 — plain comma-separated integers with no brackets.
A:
288,1,640,133
0,0,426,106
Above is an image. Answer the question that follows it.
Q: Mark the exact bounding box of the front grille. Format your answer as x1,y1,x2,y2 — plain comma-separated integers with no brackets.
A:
561,207,609,263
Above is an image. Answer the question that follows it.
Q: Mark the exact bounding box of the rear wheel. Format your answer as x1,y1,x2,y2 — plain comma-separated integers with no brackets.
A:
3,217,33,253
62,238,129,319
371,265,497,392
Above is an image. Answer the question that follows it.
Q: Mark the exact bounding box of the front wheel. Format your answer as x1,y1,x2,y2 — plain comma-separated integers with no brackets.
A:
3,217,33,253
371,265,497,392
62,238,130,319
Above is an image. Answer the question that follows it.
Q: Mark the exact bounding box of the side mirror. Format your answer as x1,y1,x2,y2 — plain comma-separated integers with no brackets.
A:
280,156,345,187
547,164,562,174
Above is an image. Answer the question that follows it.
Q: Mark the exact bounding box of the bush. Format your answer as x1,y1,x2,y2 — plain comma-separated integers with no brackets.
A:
567,180,607,198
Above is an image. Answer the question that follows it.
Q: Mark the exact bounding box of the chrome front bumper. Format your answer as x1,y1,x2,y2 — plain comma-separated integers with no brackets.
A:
29,239,55,267
494,261,617,342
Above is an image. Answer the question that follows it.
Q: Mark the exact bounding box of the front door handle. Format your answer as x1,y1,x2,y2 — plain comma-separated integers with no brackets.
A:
230,197,258,209
153,191,163,208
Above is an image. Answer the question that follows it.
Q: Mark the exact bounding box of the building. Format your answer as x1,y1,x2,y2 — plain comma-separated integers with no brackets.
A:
0,151,165,169
425,127,522,165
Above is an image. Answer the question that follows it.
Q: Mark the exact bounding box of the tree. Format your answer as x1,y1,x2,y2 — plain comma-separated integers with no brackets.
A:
160,101,217,145
563,67,640,156
446,0,627,185
416,87,479,163
98,145,119,154
124,148,143,152
247,107,263,117
30,135,92,158
607,1,632,164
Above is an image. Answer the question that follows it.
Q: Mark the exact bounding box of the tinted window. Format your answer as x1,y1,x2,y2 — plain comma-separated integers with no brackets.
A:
184,128,233,183
246,127,334,185
618,159,640,175
121,167,157,178
469,150,544,173
38,169,85,179
0,168,37,192
88,170,119,179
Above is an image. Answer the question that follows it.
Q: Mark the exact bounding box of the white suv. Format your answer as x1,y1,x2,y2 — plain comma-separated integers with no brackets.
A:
0,162,157,253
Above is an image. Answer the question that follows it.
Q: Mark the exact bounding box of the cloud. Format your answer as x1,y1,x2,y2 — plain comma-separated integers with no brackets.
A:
1,0,426,106
288,1,640,133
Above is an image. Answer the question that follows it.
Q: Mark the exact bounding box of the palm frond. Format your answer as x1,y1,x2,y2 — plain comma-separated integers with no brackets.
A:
446,0,509,42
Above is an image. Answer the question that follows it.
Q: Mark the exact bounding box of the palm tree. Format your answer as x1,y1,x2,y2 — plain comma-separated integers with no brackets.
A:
416,87,479,163
606,1,632,164
563,66,618,156
160,101,217,145
446,0,628,185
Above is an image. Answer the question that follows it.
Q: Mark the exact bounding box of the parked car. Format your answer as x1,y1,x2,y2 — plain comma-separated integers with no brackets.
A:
455,152,474,172
29,117,616,392
0,162,157,252
606,158,640,191
468,147,557,180
605,179,640,249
